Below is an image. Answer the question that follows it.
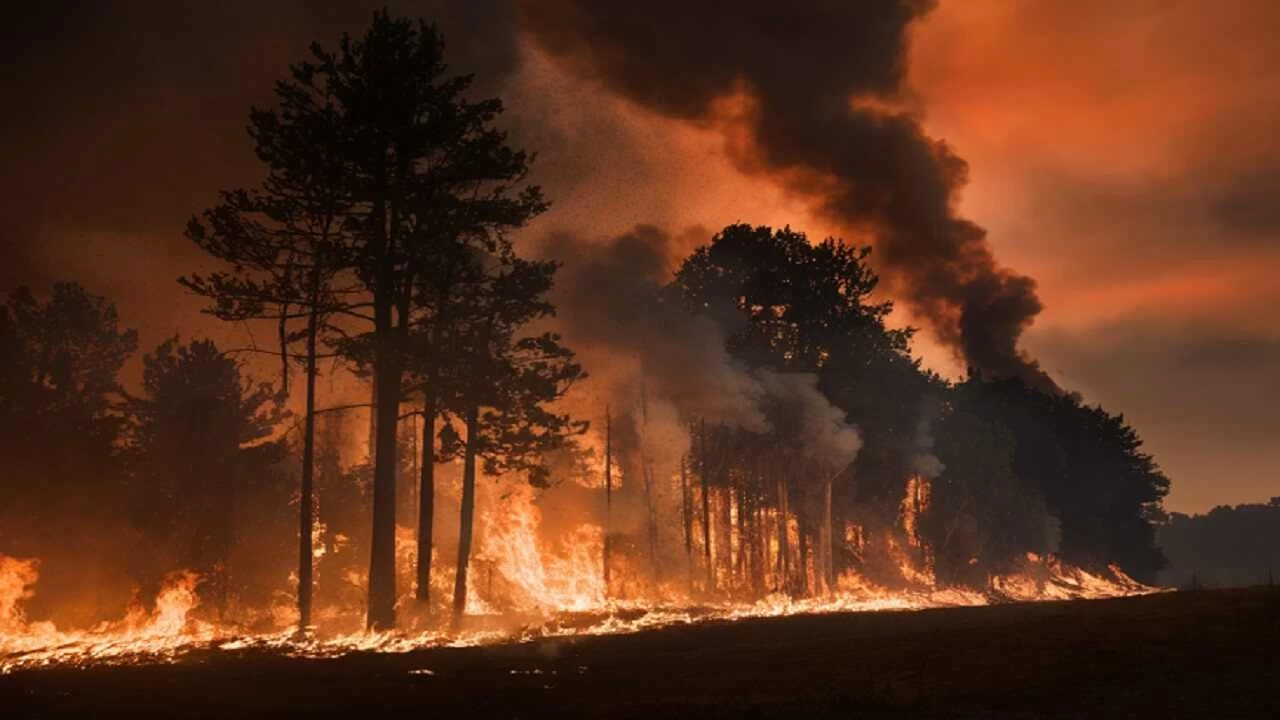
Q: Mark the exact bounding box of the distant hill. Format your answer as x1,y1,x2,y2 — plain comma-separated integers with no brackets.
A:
1157,498,1280,589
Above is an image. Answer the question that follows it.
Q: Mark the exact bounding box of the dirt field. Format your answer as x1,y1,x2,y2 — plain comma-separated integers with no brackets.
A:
3,587,1277,718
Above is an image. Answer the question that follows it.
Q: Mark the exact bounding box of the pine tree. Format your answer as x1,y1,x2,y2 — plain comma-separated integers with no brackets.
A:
432,252,586,624
186,11,545,630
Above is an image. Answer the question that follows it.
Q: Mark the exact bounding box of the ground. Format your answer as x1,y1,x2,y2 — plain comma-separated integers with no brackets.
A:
3,587,1277,718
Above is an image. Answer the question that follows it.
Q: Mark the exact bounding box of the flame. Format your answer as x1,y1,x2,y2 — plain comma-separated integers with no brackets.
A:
1,563,211,671
475,484,606,614
0,471,1163,674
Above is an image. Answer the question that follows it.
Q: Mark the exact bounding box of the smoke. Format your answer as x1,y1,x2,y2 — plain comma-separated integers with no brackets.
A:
545,225,767,433
548,225,861,472
520,0,1058,391
756,370,863,470
5,1,1058,396
909,405,946,480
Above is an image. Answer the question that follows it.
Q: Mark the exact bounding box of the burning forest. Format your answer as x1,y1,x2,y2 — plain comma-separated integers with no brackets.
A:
7,6,1255,715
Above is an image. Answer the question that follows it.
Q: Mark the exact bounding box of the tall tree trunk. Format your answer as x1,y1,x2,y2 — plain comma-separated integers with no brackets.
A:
638,377,659,574
366,292,403,630
776,473,791,594
720,485,733,589
680,456,693,586
748,482,759,594
822,472,835,594
278,301,290,394
798,509,809,596
297,298,318,631
367,377,378,462
603,407,612,594
644,462,659,572
418,292,450,605
415,391,435,603
451,402,480,624
735,480,747,591
700,421,713,592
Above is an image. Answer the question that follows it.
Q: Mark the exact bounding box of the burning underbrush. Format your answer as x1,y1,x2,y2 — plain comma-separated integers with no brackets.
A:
0,474,1157,675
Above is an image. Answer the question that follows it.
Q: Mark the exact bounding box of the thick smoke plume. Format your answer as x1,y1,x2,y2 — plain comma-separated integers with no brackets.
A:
547,226,861,471
521,0,1057,391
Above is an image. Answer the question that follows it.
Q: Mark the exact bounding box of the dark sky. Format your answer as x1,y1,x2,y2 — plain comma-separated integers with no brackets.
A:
2,1,1277,512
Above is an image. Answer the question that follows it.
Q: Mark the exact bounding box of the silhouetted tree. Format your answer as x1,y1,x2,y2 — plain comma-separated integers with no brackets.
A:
674,225,932,584
925,396,1048,583
433,252,586,623
186,10,546,629
0,284,138,619
320,12,546,629
182,57,353,629
1158,501,1280,589
949,377,1169,581
126,338,288,614
676,224,908,375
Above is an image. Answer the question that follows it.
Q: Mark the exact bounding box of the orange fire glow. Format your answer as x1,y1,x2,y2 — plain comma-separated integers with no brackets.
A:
0,472,1158,675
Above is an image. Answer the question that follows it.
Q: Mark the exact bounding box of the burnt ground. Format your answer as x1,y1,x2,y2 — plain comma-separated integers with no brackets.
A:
2,586,1277,718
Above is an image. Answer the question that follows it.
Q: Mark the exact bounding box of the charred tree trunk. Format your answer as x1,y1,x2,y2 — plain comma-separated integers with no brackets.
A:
700,421,713,592
451,402,480,624
367,313,403,629
638,378,659,574
776,473,791,594
644,462,659,572
603,408,612,594
367,377,378,463
719,485,733,590
735,480,748,592
367,183,405,631
747,486,757,594
681,456,693,585
751,457,766,596
798,507,810,596
297,291,319,631
415,391,435,603
822,472,835,594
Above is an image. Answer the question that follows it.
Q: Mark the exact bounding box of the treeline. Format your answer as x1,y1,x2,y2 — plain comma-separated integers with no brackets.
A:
590,224,1171,600
1157,500,1280,589
0,289,296,625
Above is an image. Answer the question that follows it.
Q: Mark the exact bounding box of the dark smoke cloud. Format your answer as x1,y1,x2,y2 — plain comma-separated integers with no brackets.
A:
519,0,1057,391
5,0,1053,392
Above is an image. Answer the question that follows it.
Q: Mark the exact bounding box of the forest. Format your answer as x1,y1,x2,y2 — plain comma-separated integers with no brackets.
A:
0,13,1174,636
1158,500,1280,589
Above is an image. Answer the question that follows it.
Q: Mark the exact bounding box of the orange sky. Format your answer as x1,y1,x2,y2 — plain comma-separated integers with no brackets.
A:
1,1,1275,512
907,0,1280,511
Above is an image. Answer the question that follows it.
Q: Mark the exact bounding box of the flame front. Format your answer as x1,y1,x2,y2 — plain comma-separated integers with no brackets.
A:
0,472,1159,674
1,567,211,670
